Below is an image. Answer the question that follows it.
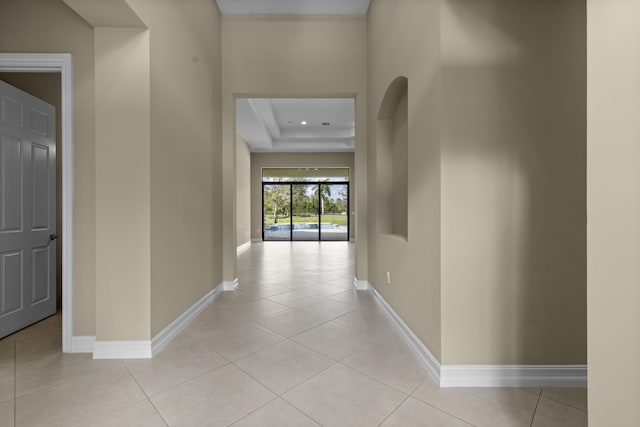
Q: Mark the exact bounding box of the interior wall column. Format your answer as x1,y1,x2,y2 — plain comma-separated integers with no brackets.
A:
94,27,152,342
587,0,640,424
222,95,237,286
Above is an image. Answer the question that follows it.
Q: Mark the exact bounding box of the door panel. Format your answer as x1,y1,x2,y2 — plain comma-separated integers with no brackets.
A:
0,251,22,315
31,110,50,137
292,184,319,241
1,95,22,127
31,143,50,229
32,246,50,304
263,184,291,241
319,183,349,241
1,136,23,231
0,80,56,338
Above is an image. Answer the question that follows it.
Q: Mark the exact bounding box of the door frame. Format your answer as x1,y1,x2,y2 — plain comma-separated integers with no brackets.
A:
0,53,74,353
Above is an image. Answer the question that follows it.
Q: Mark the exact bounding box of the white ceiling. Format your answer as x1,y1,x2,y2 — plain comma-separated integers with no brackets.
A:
237,98,355,153
216,0,370,15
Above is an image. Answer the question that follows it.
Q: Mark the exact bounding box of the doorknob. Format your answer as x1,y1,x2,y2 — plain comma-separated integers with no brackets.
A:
49,234,57,241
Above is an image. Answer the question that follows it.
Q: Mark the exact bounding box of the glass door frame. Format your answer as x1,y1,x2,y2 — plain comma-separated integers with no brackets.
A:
262,181,350,241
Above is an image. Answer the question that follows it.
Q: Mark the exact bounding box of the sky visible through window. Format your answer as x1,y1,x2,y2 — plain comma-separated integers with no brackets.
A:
262,167,349,183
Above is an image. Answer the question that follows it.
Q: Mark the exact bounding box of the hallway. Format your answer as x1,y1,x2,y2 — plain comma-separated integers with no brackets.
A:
0,242,586,426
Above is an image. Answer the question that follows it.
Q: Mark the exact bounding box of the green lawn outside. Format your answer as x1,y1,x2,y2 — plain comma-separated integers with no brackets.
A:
264,214,348,226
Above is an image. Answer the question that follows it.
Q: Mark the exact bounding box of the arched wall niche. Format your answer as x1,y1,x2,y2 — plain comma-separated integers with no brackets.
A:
376,76,408,239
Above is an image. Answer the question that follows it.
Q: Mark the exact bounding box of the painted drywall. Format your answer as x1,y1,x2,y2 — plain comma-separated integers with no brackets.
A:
0,73,63,309
1,0,223,340
0,0,96,336
440,0,586,365
588,0,640,424
94,27,151,341
222,15,368,282
390,89,408,238
125,0,222,337
368,0,586,366
62,0,145,27
367,0,443,361
250,152,355,241
236,136,252,247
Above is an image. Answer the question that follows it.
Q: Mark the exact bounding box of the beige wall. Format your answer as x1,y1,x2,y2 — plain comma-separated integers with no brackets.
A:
94,27,151,340
0,2,600,386
588,0,640,424
0,73,63,309
236,136,251,246
125,0,222,336
222,15,368,281
1,0,223,340
0,0,97,336
368,0,443,360
440,0,586,365
368,0,586,366
250,152,355,241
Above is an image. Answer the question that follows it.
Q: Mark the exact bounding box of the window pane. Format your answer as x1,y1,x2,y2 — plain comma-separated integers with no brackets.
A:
320,183,349,241
292,184,319,241
263,184,291,241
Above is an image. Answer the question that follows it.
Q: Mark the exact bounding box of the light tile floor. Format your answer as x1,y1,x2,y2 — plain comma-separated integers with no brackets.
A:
0,242,588,426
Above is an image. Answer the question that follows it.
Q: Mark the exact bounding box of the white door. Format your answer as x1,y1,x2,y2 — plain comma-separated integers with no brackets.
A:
0,80,56,338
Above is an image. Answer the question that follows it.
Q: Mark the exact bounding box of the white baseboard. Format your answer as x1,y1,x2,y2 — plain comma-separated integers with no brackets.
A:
353,277,371,291
237,241,251,254
71,336,96,353
151,285,221,355
86,285,223,360
440,365,588,387
223,278,239,291
367,283,587,388
369,285,441,383
251,237,262,243
93,340,152,359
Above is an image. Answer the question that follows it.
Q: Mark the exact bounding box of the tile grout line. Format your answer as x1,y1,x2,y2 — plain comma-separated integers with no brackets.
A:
122,362,171,427
376,384,416,426
245,308,344,339
278,397,324,427
201,328,287,363
226,342,334,425
129,352,236,402
275,363,335,427
12,355,103,400
231,297,414,395
232,345,337,398
530,387,543,427
407,386,477,427
226,396,280,426
377,382,479,427
336,361,416,398
288,333,365,364
541,395,588,413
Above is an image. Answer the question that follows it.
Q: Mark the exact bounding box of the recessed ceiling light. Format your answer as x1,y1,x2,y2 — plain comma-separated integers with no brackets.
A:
301,121,307,125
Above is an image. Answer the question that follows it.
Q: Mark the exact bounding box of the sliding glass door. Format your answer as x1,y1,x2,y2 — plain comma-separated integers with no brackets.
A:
319,183,349,241
263,184,291,241
292,184,319,241
262,182,349,241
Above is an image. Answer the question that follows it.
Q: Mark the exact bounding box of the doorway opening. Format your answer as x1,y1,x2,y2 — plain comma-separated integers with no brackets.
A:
0,53,74,353
262,168,349,241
